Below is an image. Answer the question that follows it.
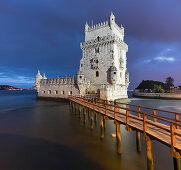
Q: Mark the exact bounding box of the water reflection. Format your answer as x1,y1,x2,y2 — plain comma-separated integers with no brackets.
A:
0,91,180,170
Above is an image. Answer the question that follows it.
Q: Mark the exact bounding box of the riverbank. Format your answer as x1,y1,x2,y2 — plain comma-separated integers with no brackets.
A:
133,92,181,100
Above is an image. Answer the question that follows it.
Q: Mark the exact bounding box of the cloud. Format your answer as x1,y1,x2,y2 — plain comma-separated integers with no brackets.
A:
154,56,175,62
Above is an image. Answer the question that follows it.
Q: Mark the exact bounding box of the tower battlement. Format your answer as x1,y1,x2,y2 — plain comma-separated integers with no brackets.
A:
80,34,128,51
84,13,124,42
40,77,76,85
85,20,109,32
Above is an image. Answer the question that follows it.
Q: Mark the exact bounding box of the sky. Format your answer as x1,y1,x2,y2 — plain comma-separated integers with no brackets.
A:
0,0,181,89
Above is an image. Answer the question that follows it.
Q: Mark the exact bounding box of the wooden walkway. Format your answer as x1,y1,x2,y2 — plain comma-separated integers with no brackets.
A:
69,95,181,156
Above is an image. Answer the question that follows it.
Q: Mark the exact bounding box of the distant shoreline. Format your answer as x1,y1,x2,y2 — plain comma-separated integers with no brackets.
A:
133,92,181,100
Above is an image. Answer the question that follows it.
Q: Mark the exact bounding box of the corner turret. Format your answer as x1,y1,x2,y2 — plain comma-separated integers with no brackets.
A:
110,65,117,84
42,73,47,79
85,21,89,37
110,12,115,27
35,70,43,92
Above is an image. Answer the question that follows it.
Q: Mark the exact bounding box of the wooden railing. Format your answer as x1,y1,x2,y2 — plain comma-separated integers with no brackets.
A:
69,95,181,150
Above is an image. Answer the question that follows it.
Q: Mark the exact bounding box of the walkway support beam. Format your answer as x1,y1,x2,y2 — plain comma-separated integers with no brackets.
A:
136,131,141,153
115,121,121,154
100,115,104,139
146,135,154,170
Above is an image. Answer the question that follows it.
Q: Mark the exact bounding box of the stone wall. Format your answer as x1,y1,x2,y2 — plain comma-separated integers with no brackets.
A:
38,78,79,98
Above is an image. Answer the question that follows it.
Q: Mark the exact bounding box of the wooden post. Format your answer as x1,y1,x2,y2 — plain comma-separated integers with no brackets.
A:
111,101,113,110
173,157,180,170
170,123,176,147
153,109,157,122
116,123,121,154
99,103,101,113
117,103,120,112
146,136,154,170
114,106,117,119
175,113,179,129
103,117,106,129
105,104,108,116
100,115,104,139
91,111,93,129
136,131,141,153
83,107,86,124
138,107,141,118
143,114,147,133
126,104,129,125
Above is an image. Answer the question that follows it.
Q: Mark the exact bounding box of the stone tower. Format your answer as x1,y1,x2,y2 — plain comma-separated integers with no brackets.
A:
77,13,129,100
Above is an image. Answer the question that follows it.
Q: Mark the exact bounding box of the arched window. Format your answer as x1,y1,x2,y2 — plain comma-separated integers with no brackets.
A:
55,90,58,94
69,91,72,95
48,90,51,94
96,71,99,77
61,91,65,95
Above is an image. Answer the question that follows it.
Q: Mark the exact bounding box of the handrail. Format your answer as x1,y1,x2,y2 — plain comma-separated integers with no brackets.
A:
99,98,181,116
70,96,181,125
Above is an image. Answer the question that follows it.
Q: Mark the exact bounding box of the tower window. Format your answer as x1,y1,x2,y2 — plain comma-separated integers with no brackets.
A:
55,90,58,94
95,48,99,53
114,72,116,74
80,64,83,67
48,90,51,94
79,76,82,79
97,36,100,41
96,71,99,77
69,91,72,95
61,91,65,95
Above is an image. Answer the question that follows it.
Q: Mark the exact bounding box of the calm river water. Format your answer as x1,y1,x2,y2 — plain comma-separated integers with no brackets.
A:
0,90,180,170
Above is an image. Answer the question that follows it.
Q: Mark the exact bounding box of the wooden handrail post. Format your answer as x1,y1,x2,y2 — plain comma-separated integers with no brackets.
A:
111,101,113,110
170,123,176,147
114,106,117,119
105,104,108,116
153,109,157,122
118,103,120,112
93,101,95,110
126,104,129,125
175,113,179,129
99,103,101,113
138,107,141,118
89,101,91,109
143,114,147,132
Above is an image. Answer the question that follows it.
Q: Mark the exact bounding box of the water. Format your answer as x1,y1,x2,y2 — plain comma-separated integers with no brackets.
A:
0,90,180,170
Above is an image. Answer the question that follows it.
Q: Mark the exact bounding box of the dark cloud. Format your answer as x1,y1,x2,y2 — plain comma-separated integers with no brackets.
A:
0,0,181,88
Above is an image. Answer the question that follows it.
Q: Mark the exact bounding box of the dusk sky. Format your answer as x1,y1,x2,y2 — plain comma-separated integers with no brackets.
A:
0,0,181,89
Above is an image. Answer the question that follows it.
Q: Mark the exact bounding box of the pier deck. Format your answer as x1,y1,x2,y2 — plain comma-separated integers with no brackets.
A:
69,95,181,154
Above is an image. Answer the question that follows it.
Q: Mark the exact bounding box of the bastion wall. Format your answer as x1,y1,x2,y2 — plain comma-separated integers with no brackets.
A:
38,77,79,98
